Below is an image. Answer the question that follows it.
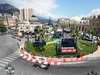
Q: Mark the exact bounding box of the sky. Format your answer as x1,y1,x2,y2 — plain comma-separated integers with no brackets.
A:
52,0,100,17
0,0,100,20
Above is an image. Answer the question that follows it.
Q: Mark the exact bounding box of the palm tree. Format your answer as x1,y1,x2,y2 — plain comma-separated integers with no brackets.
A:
34,26,43,40
73,25,80,38
61,22,67,37
52,24,58,33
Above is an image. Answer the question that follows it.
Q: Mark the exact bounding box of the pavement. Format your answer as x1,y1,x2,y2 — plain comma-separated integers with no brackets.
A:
0,50,20,69
0,34,20,74
0,34,18,58
91,46,100,57
83,46,100,60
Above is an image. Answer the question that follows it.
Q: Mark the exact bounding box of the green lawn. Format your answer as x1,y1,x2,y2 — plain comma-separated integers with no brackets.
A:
25,39,97,58
25,41,36,55
43,43,57,57
77,39,97,55
25,41,57,57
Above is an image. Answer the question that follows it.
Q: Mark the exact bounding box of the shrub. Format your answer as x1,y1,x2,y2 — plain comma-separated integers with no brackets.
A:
0,25,7,33
44,43,57,57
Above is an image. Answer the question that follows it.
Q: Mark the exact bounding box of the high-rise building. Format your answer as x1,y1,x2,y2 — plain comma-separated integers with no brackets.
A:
19,8,33,21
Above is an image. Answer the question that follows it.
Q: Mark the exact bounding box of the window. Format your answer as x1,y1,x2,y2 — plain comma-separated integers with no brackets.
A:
26,27,28,29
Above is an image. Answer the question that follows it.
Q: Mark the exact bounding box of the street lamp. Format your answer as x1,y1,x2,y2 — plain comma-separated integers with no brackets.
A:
4,64,15,75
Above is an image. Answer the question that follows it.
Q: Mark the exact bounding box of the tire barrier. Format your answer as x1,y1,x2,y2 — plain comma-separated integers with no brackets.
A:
19,47,87,65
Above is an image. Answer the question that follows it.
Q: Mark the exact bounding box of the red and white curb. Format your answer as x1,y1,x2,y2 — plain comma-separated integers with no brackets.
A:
19,48,37,63
19,48,87,65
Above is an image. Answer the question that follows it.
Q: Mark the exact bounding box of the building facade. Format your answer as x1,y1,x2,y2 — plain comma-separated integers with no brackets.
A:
17,16,43,33
89,15,100,36
0,14,18,27
57,17,90,32
18,8,33,21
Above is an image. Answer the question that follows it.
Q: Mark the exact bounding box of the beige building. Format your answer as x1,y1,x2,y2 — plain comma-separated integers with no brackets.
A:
19,8,33,21
0,15,17,27
57,17,90,32
89,15,100,36
17,21,43,33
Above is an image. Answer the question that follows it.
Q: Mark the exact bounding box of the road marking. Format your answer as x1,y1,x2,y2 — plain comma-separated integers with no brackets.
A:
2,58,14,62
5,55,19,59
0,50,20,69
0,62,6,67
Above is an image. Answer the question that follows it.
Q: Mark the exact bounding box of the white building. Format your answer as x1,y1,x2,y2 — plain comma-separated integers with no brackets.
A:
17,21,43,33
18,8,33,21
80,17,90,25
17,14,43,32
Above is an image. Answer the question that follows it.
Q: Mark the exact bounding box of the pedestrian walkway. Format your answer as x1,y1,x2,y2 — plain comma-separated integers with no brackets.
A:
0,50,20,70
92,46,100,57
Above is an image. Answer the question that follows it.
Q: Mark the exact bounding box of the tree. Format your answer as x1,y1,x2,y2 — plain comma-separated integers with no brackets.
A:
0,27,7,33
52,25,58,33
57,19,69,37
75,26,80,37
70,25,80,41
34,26,46,40
88,27,96,36
0,23,7,33
58,21,68,30
34,26,41,40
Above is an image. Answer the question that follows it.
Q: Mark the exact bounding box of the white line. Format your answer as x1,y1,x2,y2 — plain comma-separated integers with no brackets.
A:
5,56,18,61
7,54,17,57
0,55,19,68
2,58,14,62
0,63,6,67
4,57,18,61
9,54,19,58
6,54,19,59
7,54,17,58
0,60,8,65
7,51,19,57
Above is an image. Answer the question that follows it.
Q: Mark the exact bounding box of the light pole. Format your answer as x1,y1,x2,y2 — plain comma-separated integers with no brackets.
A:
4,64,15,75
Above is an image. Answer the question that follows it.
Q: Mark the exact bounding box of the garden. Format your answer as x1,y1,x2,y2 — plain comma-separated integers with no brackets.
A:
25,38,97,58
24,26,97,58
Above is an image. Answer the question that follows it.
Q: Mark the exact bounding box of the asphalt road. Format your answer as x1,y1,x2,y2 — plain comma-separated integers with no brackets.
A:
10,57,100,75
0,34,18,58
